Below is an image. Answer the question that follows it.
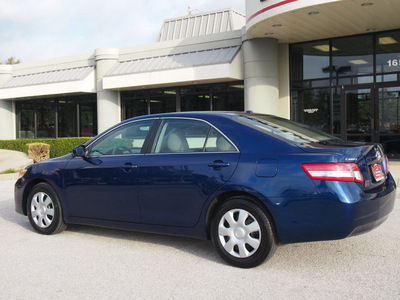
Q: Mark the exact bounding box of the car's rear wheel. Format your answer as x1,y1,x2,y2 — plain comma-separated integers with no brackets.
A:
211,197,276,268
27,183,67,235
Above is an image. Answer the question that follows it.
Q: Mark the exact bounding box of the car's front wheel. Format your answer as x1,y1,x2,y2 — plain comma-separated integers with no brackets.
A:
27,183,67,235
211,197,276,268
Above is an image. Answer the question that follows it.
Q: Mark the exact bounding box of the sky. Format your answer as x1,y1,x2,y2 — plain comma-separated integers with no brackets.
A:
0,0,246,63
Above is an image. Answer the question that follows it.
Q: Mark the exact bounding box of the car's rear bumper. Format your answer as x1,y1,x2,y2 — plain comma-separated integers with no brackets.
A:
271,174,397,244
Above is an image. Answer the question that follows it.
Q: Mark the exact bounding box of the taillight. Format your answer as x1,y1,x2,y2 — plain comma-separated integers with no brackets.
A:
302,163,364,183
385,156,389,175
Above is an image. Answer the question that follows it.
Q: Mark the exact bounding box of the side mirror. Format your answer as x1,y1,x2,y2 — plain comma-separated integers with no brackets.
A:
73,145,87,157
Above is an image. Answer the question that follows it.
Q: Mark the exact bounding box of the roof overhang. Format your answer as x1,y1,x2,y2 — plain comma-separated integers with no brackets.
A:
0,66,95,100
103,46,243,90
247,0,400,43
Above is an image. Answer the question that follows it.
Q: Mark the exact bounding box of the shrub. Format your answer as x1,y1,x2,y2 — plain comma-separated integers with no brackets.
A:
28,143,50,163
0,137,92,158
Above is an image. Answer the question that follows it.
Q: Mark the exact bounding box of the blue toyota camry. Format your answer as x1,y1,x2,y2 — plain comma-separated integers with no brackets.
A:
15,112,396,268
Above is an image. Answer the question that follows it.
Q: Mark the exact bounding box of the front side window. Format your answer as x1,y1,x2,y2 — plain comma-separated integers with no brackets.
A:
89,120,154,156
153,119,236,153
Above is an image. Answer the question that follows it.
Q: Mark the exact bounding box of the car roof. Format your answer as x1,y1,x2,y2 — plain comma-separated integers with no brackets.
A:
120,111,264,126
129,111,244,120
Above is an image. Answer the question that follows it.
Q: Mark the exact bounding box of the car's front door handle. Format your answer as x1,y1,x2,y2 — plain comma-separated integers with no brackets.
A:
120,162,138,173
208,161,230,169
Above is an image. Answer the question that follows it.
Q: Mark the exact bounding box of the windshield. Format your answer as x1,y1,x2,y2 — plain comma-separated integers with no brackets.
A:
236,114,338,143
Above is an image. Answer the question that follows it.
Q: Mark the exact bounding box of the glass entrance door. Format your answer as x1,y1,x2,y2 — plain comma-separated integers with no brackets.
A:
377,85,400,159
341,87,376,143
341,85,400,158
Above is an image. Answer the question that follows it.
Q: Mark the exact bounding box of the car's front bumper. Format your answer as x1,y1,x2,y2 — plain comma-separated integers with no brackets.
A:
14,177,27,215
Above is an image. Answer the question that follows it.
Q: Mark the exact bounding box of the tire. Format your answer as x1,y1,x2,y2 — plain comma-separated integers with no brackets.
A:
27,183,67,235
211,197,276,268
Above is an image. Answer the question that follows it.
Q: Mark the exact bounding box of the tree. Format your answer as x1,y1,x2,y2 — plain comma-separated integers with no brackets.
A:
1,56,21,64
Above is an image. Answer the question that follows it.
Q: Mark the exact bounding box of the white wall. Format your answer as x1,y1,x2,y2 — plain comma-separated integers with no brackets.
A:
0,66,15,139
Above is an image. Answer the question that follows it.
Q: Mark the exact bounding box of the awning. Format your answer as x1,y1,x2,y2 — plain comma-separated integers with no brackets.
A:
0,66,95,99
103,46,242,90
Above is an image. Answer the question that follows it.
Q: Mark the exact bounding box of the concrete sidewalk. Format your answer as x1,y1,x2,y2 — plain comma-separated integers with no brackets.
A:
0,150,32,180
390,161,400,186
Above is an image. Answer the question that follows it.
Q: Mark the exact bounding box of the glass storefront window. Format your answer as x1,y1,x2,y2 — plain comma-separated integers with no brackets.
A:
376,31,400,78
290,30,400,158
212,83,244,111
290,40,330,81
379,87,400,134
121,82,244,119
18,103,35,139
332,35,373,81
181,85,211,111
58,100,77,137
80,99,97,137
122,91,148,119
36,101,55,138
149,89,176,114
291,88,330,131
16,95,96,139
344,88,371,135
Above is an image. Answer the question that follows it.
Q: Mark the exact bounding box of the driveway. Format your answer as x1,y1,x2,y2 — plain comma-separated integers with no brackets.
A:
1,179,399,299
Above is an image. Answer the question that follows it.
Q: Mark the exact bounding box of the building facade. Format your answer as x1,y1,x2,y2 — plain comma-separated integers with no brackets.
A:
0,1,399,158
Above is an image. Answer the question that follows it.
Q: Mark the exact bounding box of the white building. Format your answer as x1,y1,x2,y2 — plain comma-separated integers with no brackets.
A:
1,0,399,158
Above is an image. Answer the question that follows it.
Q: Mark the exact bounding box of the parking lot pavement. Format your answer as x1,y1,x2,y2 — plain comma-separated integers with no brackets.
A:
1,180,399,300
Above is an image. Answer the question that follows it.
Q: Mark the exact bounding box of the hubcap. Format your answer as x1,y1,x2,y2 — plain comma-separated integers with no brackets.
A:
218,208,261,258
31,192,55,228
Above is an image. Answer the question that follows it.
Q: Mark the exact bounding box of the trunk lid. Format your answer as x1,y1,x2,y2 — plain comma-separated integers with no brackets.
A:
297,140,388,191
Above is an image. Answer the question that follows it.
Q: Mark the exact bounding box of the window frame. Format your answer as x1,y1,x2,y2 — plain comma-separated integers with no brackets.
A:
86,119,158,157
149,117,240,154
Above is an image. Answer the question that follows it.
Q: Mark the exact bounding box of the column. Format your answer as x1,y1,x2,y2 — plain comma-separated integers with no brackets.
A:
95,48,120,133
243,38,279,115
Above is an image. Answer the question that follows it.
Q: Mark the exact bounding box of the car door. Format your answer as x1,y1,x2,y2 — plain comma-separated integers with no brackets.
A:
63,119,156,222
137,118,240,227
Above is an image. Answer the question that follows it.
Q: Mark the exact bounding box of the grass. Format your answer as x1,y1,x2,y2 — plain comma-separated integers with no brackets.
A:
1,168,17,174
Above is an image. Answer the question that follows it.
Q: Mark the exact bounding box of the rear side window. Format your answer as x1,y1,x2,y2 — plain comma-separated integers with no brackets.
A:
153,119,237,153
205,128,236,152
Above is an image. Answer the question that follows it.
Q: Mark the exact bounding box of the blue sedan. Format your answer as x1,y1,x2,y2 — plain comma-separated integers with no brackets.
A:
15,112,396,268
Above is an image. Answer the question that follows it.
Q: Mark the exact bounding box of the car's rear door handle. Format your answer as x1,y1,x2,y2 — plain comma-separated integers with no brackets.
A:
208,160,230,169
120,162,138,173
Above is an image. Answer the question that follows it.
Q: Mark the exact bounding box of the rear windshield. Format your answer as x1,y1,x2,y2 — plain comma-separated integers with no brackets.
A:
236,114,337,143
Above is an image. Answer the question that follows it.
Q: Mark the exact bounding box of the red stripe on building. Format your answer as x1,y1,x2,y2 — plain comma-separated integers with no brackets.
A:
247,0,300,24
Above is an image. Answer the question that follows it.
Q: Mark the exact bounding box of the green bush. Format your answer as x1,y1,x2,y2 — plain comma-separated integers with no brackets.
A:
0,137,92,158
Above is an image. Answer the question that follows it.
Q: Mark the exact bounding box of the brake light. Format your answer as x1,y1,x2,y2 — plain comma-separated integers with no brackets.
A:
302,163,364,183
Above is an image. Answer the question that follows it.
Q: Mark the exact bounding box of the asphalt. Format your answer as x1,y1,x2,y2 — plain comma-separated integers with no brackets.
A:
0,150,399,299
